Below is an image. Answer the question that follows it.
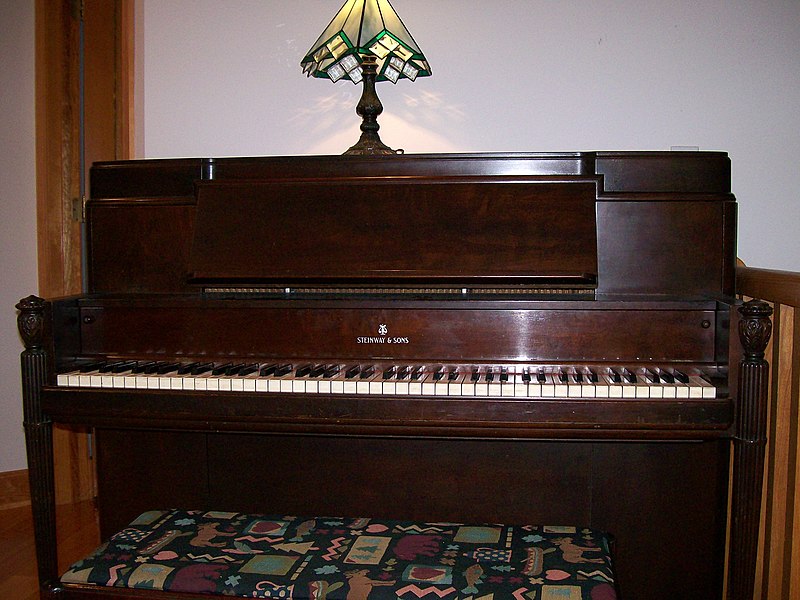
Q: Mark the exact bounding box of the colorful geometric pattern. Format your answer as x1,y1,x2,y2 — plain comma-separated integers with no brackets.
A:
61,510,617,599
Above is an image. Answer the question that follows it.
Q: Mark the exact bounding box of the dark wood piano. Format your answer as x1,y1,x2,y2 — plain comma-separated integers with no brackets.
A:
18,152,772,599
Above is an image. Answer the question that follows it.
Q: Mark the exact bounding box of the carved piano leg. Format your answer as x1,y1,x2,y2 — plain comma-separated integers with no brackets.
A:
17,296,59,596
728,299,773,600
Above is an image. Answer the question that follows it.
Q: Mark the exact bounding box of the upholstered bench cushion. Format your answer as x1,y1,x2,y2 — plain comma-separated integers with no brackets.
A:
62,509,617,599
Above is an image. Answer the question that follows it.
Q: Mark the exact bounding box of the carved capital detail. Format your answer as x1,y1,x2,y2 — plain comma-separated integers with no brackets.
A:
738,299,773,362
16,295,46,350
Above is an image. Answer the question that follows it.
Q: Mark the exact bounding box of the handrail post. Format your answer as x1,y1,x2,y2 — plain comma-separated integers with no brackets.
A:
728,298,773,600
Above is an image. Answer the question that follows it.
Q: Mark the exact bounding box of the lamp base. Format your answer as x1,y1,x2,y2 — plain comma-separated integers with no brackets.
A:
343,133,401,156
343,55,402,156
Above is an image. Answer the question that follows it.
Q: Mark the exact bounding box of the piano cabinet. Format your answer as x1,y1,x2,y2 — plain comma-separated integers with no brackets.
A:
18,152,772,600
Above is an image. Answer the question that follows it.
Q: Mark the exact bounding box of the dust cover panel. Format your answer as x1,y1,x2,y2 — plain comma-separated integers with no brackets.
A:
188,179,598,284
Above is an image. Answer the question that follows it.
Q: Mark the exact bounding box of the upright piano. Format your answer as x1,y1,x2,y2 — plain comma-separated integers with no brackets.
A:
18,152,772,599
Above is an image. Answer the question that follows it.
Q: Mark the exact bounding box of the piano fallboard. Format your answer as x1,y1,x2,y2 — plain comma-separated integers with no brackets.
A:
53,296,727,366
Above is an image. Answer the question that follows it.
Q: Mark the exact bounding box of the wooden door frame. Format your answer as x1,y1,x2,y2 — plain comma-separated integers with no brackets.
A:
35,0,135,504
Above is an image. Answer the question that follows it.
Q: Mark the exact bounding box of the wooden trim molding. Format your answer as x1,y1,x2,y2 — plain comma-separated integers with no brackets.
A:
34,0,135,506
0,469,31,511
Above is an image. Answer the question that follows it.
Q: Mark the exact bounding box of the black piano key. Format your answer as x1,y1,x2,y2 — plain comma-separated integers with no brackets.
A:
132,361,157,374
98,361,121,373
646,368,660,383
660,370,675,384
500,368,509,382
260,363,278,377
177,362,201,375
224,364,247,376
275,364,293,377
110,360,138,373
471,368,480,382
191,363,214,375
485,369,494,382
522,371,532,383
624,369,637,384
104,360,132,373
345,365,361,379
145,362,168,374
537,370,546,383
573,371,584,383
359,365,375,379
673,369,689,384
397,366,410,380
310,364,327,378
382,366,397,380
586,368,599,383
78,361,106,373
239,364,259,377
433,366,445,381
295,364,313,378
411,366,424,380
448,368,459,381
212,363,232,376
156,362,181,375
323,364,340,378
609,368,622,383
558,369,567,384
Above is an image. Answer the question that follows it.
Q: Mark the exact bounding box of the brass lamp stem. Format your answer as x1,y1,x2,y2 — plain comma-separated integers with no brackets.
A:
344,55,399,155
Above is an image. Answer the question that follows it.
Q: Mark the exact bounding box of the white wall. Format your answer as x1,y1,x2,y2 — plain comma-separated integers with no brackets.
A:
0,0,38,472
141,0,800,272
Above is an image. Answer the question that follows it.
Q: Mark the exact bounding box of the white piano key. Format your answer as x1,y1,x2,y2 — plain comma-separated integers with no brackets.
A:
500,373,515,397
408,373,425,395
593,375,610,398
421,372,438,396
292,377,307,393
473,372,489,396
566,373,583,398
487,370,502,397
381,376,396,395
394,376,410,395
539,372,556,397
513,374,528,397
448,372,467,396
644,372,664,399
304,378,319,394
553,371,569,398
279,376,295,393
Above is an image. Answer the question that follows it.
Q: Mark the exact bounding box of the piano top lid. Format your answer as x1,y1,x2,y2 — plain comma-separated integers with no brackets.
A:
187,176,599,290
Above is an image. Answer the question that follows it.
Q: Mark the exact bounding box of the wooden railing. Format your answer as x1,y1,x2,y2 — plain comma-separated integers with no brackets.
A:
737,266,800,600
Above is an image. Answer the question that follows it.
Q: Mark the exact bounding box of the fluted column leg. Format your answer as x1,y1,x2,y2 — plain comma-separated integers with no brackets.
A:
17,295,59,595
728,299,773,600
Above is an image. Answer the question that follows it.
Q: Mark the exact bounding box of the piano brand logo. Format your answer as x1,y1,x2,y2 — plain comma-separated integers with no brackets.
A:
356,323,410,345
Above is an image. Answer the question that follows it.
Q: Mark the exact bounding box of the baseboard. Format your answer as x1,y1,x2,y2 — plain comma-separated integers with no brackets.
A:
0,469,30,510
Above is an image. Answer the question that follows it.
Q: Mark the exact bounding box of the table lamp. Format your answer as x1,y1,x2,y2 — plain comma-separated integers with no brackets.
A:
301,0,431,155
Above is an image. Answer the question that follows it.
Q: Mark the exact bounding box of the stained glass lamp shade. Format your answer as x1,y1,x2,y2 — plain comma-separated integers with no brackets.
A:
301,0,431,155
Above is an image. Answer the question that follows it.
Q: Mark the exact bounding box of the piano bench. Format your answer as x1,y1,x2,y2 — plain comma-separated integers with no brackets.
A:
60,509,618,599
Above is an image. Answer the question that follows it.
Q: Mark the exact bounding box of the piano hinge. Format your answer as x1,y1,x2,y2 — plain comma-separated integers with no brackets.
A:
71,196,87,222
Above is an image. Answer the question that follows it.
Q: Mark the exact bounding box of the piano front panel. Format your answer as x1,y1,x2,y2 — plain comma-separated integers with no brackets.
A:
72,301,720,364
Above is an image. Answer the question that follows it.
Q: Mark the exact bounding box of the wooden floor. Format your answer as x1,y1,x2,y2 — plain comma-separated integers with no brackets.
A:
0,501,99,600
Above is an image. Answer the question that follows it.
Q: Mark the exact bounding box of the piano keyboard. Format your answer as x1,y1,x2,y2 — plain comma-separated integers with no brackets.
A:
56,361,717,399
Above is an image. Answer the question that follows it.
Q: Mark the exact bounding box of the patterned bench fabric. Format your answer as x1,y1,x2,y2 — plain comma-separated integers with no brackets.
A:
62,509,617,599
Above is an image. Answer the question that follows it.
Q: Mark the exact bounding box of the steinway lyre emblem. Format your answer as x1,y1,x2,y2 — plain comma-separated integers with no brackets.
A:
378,323,388,336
